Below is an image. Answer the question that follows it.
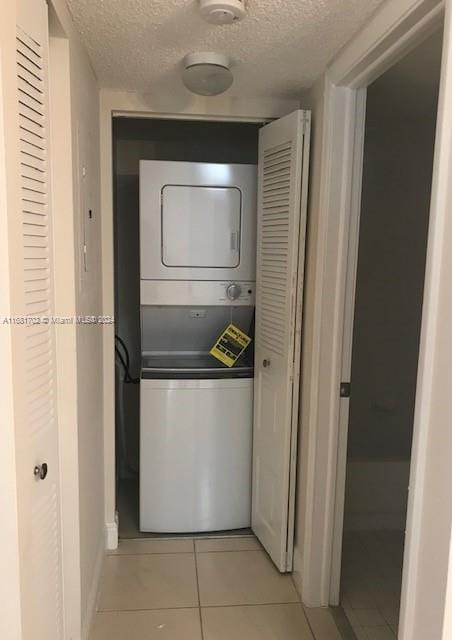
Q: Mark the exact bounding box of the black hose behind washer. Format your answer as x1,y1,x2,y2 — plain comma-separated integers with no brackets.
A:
115,334,139,384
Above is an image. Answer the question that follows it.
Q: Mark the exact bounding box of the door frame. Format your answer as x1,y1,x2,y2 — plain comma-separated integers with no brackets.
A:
298,0,450,637
48,13,82,639
99,92,301,547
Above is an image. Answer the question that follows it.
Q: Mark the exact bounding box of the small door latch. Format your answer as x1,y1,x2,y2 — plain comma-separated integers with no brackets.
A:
34,463,48,480
340,382,351,398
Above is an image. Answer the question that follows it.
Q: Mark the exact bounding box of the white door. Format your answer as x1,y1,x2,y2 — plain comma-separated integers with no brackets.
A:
252,110,311,572
5,0,64,637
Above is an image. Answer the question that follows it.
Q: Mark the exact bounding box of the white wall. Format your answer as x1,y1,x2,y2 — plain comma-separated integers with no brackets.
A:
49,1,104,637
102,88,300,122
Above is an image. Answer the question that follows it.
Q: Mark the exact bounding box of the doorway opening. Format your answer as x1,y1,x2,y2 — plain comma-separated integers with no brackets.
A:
110,110,310,575
112,116,261,540
339,30,443,639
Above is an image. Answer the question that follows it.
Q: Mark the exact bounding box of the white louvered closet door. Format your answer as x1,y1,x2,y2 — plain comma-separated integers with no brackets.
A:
13,0,64,638
252,110,311,572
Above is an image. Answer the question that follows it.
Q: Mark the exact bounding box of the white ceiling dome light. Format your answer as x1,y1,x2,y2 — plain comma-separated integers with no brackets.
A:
199,0,247,25
182,52,233,96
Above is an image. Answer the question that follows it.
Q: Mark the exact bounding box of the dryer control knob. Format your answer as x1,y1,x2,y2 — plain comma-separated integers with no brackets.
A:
226,283,242,301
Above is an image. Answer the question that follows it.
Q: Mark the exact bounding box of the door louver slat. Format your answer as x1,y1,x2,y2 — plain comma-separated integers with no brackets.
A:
257,142,292,356
20,128,46,151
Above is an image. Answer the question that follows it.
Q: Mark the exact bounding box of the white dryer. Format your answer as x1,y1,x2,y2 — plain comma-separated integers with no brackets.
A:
139,160,257,282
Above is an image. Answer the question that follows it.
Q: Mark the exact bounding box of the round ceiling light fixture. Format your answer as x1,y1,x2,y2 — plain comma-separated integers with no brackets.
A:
199,0,247,25
182,52,233,96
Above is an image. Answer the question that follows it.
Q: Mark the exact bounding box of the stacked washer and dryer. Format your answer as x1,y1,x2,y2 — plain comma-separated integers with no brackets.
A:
139,160,257,533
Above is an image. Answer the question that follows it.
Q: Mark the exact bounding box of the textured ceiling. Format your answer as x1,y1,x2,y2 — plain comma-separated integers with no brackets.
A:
66,0,387,98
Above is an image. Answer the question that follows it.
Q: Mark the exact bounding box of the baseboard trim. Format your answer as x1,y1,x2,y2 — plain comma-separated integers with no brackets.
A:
105,514,119,550
292,545,304,601
81,540,104,640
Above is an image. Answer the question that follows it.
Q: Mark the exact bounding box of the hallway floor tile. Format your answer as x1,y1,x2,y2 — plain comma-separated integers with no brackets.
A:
107,537,194,555
340,530,403,639
91,535,352,640
195,536,262,553
90,609,202,640
196,549,299,606
98,553,198,611
201,603,313,639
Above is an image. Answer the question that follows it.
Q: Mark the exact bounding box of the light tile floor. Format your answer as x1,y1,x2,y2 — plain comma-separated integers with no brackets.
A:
91,535,351,640
340,530,405,640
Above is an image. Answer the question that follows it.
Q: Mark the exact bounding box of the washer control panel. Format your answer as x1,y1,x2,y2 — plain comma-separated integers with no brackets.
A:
221,282,254,304
140,280,255,306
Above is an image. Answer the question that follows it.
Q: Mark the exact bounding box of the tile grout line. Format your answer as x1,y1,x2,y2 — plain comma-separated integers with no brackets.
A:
107,548,262,557
96,601,307,613
201,601,305,609
96,606,201,613
301,608,318,640
106,551,195,557
192,549,263,554
193,541,205,640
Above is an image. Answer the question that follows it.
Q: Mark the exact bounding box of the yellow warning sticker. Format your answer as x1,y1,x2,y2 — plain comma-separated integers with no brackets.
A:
210,323,252,368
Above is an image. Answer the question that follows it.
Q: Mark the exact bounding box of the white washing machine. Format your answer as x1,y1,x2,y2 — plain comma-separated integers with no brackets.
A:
139,299,255,533
140,375,253,533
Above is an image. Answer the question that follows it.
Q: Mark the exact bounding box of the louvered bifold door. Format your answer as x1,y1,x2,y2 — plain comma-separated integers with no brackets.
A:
13,1,64,638
252,110,311,572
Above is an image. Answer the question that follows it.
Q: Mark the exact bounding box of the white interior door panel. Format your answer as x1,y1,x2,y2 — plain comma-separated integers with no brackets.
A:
10,1,64,637
252,110,311,572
